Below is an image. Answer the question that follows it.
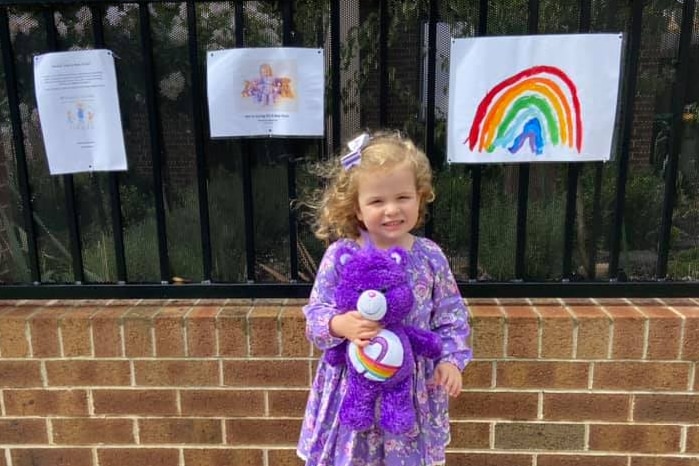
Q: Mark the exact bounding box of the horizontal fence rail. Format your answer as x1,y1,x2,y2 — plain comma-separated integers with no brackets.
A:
0,0,698,299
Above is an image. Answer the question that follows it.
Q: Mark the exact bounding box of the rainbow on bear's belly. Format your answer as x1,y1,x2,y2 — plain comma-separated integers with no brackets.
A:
348,329,404,382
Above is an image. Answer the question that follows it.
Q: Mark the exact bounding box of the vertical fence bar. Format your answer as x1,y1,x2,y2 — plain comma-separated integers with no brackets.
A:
139,1,170,283
469,0,489,281
330,0,341,150
587,164,603,279
608,0,643,280
235,1,256,282
656,0,695,279
91,3,128,283
185,0,213,283
0,7,40,283
378,0,388,127
44,7,84,283
561,0,592,280
423,0,438,239
514,0,539,280
282,0,299,282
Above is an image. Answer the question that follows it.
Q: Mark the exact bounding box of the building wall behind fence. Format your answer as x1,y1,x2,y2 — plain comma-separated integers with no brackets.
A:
0,298,698,466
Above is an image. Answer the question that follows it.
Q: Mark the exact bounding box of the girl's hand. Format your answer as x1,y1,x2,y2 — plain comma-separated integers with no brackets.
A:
330,311,382,347
431,362,462,397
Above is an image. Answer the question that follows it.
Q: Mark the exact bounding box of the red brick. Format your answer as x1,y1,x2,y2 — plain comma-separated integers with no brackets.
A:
59,308,94,357
134,360,219,386
46,360,131,386
183,449,263,466
4,389,88,416
0,419,47,443
445,453,532,466
268,389,309,417
462,361,492,388
280,307,310,357
543,393,630,421
29,308,62,357
639,306,682,359
187,306,219,357
99,448,179,466
504,306,538,358
469,305,505,358
123,306,158,357
538,455,627,466
687,426,699,452
52,418,134,444
93,389,178,415
589,424,681,453
497,361,589,389
139,418,222,444
181,389,265,416
673,306,699,359
605,306,645,359
91,306,128,357
217,307,250,356
634,394,699,423
569,306,610,359
495,423,584,450
11,448,92,466
593,362,690,391
0,449,5,466
632,457,699,466
226,419,299,445
153,307,187,357
538,306,574,359
223,360,309,387
0,308,35,357
449,421,490,448
248,306,280,357
0,361,42,387
451,392,538,420
267,449,304,466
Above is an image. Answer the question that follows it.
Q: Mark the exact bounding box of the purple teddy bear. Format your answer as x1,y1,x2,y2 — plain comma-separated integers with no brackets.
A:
324,245,442,434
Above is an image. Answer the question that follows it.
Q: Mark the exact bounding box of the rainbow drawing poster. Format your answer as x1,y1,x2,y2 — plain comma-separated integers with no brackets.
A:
447,34,623,164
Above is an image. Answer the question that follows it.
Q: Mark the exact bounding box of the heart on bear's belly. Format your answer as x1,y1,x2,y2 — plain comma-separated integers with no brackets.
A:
348,329,404,382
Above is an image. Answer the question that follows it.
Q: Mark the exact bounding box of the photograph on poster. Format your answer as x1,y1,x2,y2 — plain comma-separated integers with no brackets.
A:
447,34,623,164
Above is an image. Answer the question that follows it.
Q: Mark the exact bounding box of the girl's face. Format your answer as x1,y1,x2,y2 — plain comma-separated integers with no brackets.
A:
355,163,419,250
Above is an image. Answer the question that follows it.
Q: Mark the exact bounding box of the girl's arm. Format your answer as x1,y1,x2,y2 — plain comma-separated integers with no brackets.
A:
428,243,472,371
302,242,347,351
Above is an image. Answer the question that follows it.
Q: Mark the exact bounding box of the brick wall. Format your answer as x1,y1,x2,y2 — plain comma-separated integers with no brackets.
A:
0,298,698,466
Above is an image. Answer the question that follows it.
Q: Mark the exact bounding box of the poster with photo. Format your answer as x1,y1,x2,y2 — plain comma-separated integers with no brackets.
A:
207,47,324,137
447,34,623,164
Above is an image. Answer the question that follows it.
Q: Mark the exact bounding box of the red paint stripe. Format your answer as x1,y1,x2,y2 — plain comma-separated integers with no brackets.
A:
466,65,582,152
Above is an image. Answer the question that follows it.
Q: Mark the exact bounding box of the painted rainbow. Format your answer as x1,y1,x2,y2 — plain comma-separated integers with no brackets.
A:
465,65,582,156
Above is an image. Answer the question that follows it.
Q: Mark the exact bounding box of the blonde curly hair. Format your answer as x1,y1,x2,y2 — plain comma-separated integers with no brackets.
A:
305,130,435,242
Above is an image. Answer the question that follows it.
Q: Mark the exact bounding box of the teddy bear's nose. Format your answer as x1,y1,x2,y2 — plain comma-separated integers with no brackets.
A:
368,291,376,298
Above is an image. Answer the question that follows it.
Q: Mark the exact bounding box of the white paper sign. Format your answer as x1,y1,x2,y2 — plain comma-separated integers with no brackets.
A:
34,49,127,175
447,34,623,164
207,47,324,138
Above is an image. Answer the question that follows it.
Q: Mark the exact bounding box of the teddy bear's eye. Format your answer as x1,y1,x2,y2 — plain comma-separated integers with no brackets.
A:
379,288,387,294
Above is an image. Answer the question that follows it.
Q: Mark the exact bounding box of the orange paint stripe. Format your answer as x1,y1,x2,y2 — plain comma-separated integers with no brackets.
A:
478,77,573,151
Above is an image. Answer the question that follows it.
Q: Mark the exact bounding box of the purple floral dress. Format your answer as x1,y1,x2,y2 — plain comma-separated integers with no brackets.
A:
297,237,472,466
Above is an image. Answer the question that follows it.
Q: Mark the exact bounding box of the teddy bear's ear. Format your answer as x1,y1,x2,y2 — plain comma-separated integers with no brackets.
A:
334,246,355,271
387,247,408,266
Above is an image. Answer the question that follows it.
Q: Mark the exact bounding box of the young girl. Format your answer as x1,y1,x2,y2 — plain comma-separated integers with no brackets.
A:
297,131,471,466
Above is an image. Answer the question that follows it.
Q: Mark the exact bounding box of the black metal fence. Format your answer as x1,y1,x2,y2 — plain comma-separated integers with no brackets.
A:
0,0,698,299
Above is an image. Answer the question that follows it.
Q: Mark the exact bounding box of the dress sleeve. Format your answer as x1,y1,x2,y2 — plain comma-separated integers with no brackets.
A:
428,242,472,371
302,241,347,351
